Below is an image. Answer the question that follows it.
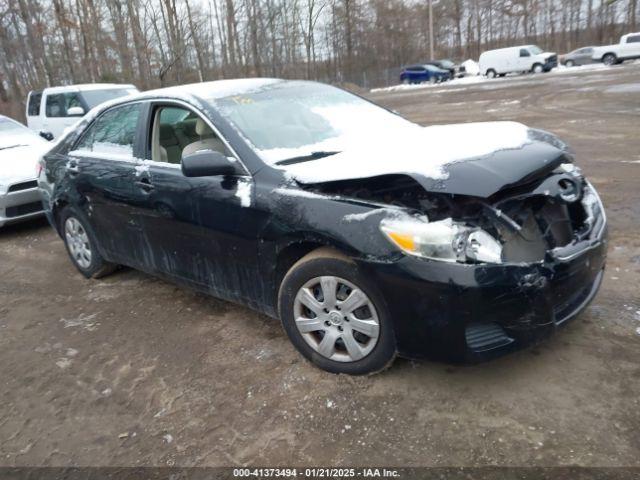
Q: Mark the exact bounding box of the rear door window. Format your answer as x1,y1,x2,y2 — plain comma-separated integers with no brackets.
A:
627,35,640,43
45,92,84,117
28,92,42,116
75,103,142,158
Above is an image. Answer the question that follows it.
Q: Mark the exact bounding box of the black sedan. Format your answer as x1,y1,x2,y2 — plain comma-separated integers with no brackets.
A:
38,79,607,375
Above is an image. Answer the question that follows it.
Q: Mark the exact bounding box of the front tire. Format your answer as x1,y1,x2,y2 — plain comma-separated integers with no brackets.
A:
278,248,396,375
59,207,116,279
565,60,575,67
532,63,544,73
486,69,497,78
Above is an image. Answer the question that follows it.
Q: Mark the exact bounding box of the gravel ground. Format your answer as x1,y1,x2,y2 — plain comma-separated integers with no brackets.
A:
1,64,639,468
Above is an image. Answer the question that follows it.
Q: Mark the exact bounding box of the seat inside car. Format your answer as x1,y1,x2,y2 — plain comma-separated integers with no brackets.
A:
182,118,226,158
152,107,227,164
159,124,181,164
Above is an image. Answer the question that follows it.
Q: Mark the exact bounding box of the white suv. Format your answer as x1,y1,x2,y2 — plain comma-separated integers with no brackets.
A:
26,84,138,140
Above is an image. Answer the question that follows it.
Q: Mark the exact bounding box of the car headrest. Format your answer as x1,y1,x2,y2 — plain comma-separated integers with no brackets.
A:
195,118,213,137
159,124,179,146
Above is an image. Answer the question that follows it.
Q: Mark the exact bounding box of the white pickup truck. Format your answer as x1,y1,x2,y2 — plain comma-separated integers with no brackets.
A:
26,84,138,140
592,32,640,65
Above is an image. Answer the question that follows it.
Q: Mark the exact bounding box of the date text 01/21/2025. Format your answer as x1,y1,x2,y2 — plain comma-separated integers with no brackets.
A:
232,467,401,477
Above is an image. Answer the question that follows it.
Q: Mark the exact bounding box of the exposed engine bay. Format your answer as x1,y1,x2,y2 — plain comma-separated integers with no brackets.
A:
302,164,600,264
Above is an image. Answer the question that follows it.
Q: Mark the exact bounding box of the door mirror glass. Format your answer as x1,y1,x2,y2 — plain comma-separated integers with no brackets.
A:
182,150,239,177
67,106,85,117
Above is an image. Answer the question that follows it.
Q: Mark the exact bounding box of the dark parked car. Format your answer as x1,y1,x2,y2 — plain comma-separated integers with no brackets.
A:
39,79,607,375
400,64,451,84
560,47,597,66
426,59,463,76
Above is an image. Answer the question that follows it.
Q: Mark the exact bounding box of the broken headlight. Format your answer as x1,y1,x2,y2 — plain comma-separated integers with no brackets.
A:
380,217,503,264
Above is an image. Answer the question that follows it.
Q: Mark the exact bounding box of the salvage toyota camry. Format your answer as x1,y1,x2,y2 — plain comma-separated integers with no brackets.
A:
38,79,607,375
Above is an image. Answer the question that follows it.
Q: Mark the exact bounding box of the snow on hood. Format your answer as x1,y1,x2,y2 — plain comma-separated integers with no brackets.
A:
278,121,532,184
0,140,50,185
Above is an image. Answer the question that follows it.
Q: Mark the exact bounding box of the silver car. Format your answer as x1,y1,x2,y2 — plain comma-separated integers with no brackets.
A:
560,47,597,67
0,115,49,227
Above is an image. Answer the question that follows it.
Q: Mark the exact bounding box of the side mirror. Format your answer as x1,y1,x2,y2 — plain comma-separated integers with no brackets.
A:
181,150,239,177
67,106,85,117
39,130,54,141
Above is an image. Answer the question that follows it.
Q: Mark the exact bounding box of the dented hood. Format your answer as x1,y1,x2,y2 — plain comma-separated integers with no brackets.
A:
281,122,568,198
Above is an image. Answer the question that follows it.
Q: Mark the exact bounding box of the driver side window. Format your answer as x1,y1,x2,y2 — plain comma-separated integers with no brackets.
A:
519,49,531,57
75,103,141,157
150,106,229,164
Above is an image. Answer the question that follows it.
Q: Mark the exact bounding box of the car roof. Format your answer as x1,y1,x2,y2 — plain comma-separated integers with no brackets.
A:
41,83,137,94
143,78,283,100
481,45,538,55
70,78,299,126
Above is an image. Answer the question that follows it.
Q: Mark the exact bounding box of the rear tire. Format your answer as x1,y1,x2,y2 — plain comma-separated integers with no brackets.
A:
486,69,497,78
278,248,396,375
59,207,117,279
603,53,617,66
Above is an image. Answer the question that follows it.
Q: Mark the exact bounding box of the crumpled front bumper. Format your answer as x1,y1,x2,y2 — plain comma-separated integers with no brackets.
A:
357,224,608,362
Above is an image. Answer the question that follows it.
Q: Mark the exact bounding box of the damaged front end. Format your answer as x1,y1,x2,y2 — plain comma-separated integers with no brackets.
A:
298,160,607,361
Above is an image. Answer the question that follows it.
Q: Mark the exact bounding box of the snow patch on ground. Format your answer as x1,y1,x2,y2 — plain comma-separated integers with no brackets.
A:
371,63,614,94
371,75,488,93
59,312,100,331
605,83,640,94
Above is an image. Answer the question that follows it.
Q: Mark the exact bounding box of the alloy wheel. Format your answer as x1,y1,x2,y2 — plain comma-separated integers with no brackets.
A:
65,217,92,269
293,276,380,363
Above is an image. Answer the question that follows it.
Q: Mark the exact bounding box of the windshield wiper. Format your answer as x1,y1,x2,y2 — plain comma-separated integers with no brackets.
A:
275,151,340,166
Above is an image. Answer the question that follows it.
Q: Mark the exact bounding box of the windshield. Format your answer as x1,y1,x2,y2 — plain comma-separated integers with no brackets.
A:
80,88,139,109
208,82,418,164
529,45,543,55
439,60,455,68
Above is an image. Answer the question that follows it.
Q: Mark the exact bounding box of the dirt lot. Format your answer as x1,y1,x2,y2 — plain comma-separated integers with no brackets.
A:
1,65,639,468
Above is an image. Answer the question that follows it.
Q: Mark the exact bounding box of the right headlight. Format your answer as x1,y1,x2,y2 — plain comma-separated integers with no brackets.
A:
380,217,503,264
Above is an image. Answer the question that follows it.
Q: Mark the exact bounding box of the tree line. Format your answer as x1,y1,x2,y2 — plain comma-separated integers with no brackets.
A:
1,0,638,118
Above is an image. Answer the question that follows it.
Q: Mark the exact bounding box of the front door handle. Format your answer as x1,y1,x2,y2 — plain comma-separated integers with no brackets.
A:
67,160,80,174
135,178,155,192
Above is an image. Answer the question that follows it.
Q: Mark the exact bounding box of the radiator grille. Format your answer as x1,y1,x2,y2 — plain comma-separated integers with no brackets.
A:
5,201,42,218
8,180,38,193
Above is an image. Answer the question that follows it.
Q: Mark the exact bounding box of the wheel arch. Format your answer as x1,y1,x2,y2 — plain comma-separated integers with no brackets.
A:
272,237,357,310
51,197,70,235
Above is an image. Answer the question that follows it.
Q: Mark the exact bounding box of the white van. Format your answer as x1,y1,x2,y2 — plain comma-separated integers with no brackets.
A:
26,84,138,140
479,45,558,78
